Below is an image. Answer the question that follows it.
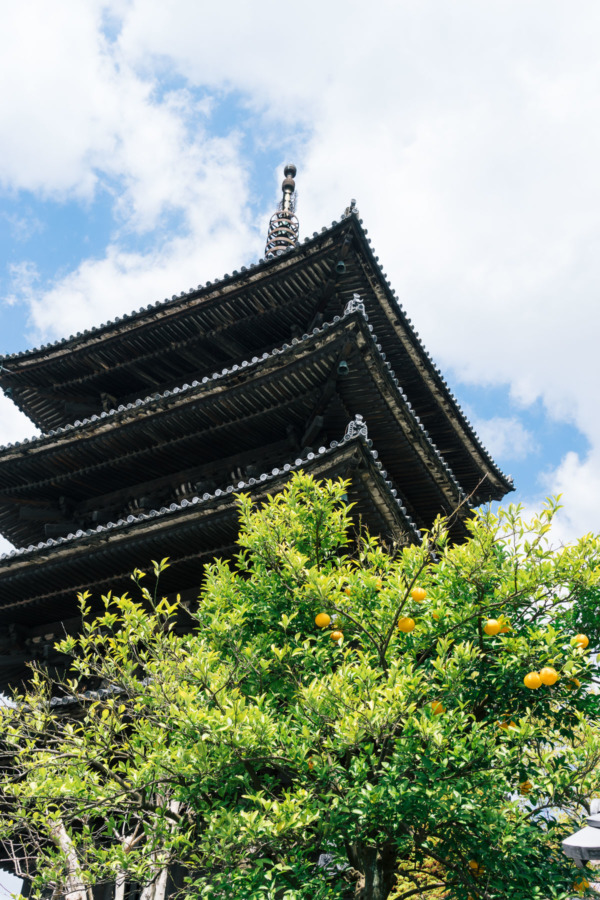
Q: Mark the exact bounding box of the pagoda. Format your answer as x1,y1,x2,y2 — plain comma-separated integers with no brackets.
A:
0,165,513,692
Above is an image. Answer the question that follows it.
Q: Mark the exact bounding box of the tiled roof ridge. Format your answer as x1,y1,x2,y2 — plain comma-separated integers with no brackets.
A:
0,303,363,448
0,301,475,499
0,218,353,364
0,422,421,562
348,224,514,489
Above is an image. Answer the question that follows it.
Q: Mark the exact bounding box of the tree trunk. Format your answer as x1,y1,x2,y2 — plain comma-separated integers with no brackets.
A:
347,842,397,900
138,800,180,900
48,821,92,900
113,874,126,900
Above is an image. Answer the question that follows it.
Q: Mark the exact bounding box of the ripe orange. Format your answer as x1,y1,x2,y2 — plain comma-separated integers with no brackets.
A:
500,624,511,633
484,619,501,636
308,759,314,770
574,634,590,649
524,671,542,689
315,613,331,628
519,780,533,795
397,617,416,633
432,610,442,620
330,630,343,642
411,586,427,602
430,700,445,715
539,666,559,686
566,677,582,690
468,860,485,877
344,586,352,596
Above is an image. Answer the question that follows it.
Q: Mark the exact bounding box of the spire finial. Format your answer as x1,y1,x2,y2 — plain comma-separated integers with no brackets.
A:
265,164,300,259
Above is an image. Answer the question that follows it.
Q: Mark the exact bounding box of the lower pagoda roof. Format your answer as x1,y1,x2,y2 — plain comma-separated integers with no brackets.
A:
0,304,476,543
0,305,472,548
0,215,514,505
0,425,419,692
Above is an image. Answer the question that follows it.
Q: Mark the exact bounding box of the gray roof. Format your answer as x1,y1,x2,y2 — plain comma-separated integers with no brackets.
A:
0,420,421,562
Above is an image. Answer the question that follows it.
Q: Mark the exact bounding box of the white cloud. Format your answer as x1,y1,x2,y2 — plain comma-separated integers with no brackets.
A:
0,394,39,554
467,415,538,463
0,2,265,340
1,212,43,244
0,394,37,447
542,450,600,543
4,261,39,307
0,2,117,199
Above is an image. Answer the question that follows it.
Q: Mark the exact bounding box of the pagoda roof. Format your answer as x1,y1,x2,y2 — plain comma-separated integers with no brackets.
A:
0,214,513,502
0,428,419,695
0,309,473,547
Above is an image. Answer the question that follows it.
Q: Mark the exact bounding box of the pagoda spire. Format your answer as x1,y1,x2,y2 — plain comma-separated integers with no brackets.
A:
264,164,299,258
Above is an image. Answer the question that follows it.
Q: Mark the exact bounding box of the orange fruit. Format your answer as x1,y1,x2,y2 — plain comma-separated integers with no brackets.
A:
500,624,511,633
430,700,445,715
468,860,485,877
330,630,343,642
432,610,442,620
411,586,427,602
524,671,542,689
397,617,415,633
344,586,352,596
519,779,533,795
573,877,589,893
484,619,501,636
315,613,331,628
566,677,582,690
308,759,314,770
539,666,559,686
574,634,590,649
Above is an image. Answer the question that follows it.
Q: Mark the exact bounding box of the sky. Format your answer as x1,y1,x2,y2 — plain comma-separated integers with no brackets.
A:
1,3,599,543
0,5,599,892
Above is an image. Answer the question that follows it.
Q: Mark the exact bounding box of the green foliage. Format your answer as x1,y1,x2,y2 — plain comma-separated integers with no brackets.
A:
1,475,600,900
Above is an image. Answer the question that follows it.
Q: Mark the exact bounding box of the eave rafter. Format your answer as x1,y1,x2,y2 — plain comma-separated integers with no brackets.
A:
0,312,466,546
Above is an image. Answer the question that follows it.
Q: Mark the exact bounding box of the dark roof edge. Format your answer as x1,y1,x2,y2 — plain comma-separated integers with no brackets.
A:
0,219,352,365
0,303,473,502
0,421,421,563
345,218,514,493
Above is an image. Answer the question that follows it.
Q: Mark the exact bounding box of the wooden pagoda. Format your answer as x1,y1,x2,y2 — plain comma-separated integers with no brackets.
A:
0,166,513,692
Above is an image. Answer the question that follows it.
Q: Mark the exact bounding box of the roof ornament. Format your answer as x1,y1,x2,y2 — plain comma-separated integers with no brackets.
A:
344,294,367,318
344,414,369,441
265,164,299,259
344,198,359,218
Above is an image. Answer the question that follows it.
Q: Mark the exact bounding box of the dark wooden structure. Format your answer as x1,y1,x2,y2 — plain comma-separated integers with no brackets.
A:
0,168,513,693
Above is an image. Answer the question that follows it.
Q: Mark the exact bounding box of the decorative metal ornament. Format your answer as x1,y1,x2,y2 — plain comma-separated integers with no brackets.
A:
265,164,300,259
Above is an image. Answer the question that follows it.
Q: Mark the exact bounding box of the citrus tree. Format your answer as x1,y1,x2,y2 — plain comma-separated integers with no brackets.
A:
1,473,600,900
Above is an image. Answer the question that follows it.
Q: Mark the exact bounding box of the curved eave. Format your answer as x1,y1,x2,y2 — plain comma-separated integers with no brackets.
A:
0,312,467,545
0,432,420,618
0,214,513,501
340,218,514,500
0,228,349,430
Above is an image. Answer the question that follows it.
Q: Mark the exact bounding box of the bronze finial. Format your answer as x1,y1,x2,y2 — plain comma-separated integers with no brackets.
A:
265,164,299,259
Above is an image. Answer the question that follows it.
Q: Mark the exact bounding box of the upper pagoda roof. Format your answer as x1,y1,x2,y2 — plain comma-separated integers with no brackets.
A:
0,214,513,503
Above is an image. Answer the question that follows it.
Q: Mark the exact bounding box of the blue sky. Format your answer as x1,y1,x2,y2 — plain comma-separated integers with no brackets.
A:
1,2,599,545
1,2,600,893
